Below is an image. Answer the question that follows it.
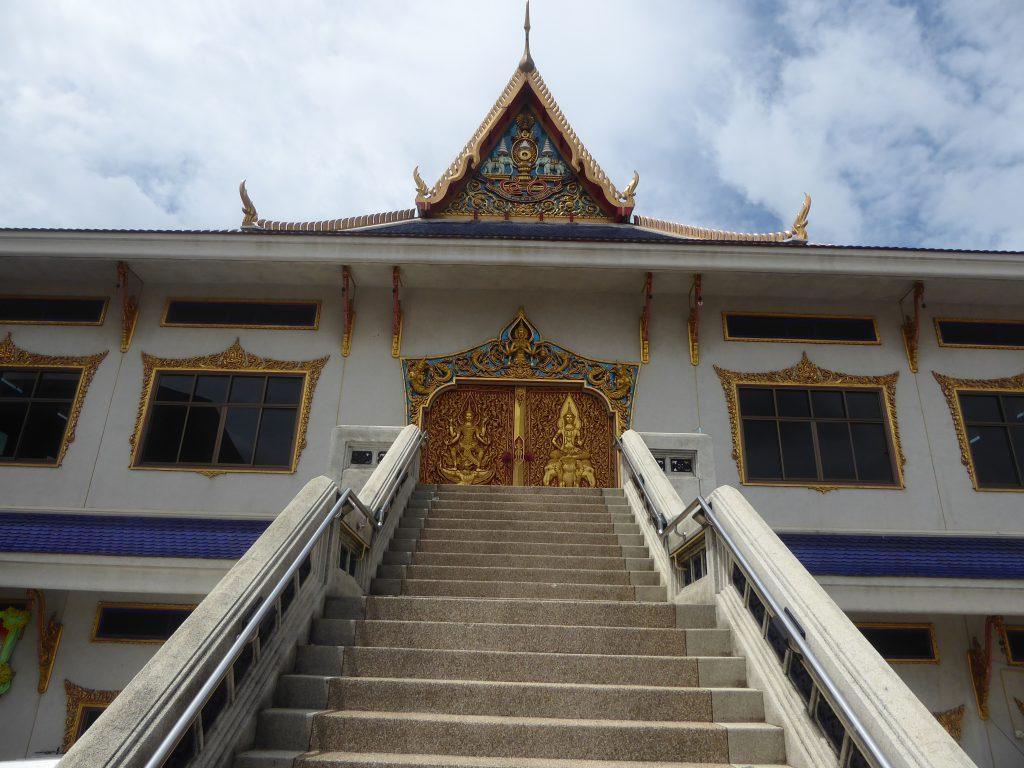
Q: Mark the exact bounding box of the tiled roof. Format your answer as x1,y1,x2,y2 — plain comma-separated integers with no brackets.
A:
332,219,685,243
780,532,1024,580
0,512,270,560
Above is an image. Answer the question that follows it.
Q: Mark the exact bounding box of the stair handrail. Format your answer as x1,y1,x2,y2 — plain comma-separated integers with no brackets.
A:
140,427,425,768
683,495,891,768
617,429,972,768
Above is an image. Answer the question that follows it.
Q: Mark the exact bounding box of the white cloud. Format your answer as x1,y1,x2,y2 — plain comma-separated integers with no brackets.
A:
0,0,1020,249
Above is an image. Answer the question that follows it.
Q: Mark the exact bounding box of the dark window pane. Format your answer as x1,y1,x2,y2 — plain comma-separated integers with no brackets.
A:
164,300,319,328
229,376,263,404
811,390,845,418
0,297,107,324
95,605,192,641
725,314,877,342
1007,629,1024,663
0,402,28,458
178,407,220,463
76,706,108,740
779,421,817,479
959,394,1002,423
1013,427,1024,482
254,409,297,467
743,419,782,479
156,374,194,402
818,422,856,480
0,370,37,398
739,388,775,417
18,403,70,460
1004,396,1024,424
851,423,895,484
218,408,258,464
938,319,1024,348
967,425,1019,486
141,405,187,462
859,625,936,661
192,375,229,404
846,390,882,420
264,377,302,405
776,389,810,417
35,371,80,399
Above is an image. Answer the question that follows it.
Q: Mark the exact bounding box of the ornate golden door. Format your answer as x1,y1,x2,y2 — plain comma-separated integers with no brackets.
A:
421,384,614,488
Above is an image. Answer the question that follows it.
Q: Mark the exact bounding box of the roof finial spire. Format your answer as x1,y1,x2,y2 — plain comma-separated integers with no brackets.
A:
519,0,535,72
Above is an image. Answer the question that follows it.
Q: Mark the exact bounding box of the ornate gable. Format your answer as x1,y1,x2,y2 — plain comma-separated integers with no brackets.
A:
413,4,637,222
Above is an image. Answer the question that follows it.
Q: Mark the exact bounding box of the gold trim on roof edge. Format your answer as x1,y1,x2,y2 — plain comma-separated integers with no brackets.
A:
633,194,811,243
415,67,631,211
714,353,905,490
240,180,416,232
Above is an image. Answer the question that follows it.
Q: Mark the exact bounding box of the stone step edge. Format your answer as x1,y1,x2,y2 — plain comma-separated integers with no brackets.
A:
291,752,779,768
329,675,753,695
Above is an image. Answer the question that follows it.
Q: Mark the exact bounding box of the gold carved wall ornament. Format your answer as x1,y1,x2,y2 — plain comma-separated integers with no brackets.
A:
0,333,108,467
542,393,596,487
933,369,1024,491
900,281,924,373
402,309,639,435
714,353,905,490
968,616,1004,720
116,262,142,353
932,705,965,743
128,339,328,475
63,680,119,752
27,589,61,694
688,274,702,367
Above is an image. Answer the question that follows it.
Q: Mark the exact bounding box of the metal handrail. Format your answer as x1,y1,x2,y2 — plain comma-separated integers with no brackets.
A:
616,439,669,534
143,429,425,768
688,494,892,768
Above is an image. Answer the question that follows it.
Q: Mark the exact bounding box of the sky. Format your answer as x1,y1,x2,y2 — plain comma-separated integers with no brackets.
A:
1,0,1022,250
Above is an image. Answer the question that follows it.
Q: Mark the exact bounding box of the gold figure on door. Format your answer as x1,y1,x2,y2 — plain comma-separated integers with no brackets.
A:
543,394,596,487
438,406,496,485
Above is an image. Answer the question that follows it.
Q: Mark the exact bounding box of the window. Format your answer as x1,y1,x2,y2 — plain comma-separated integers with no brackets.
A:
737,385,898,487
63,681,119,751
724,313,878,344
857,623,938,663
936,318,1024,349
1002,626,1024,665
162,299,320,329
92,602,195,643
956,392,1024,489
0,296,108,325
0,368,82,464
136,372,305,471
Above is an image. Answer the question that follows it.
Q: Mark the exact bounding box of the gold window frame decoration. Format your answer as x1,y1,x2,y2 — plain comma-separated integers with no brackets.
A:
1002,625,1024,666
934,317,1024,350
90,601,197,645
721,311,880,346
0,333,108,467
160,298,322,330
932,370,1024,492
0,295,110,326
62,680,119,752
128,338,328,476
855,621,940,665
714,353,905,492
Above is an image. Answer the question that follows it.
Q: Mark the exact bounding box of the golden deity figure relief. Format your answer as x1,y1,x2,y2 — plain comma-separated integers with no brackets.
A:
438,405,497,485
543,394,597,488
503,319,539,378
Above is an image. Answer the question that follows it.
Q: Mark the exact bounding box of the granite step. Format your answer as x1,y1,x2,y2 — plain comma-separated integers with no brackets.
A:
376,564,661,586
308,711,787,763
401,527,641,546
340,646,747,687
409,516,634,534
355,596,680,628
396,539,646,558
325,677,764,722
386,551,654,572
370,578,664,602
352,620,730,657
295,754,787,768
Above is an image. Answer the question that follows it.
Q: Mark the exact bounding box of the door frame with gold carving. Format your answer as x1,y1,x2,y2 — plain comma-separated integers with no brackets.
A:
405,310,638,487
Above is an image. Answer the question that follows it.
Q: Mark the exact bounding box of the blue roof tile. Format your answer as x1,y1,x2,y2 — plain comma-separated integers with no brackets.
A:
779,533,1024,580
0,512,270,560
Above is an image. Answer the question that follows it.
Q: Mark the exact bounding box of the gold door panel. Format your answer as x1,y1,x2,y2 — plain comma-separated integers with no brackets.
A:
523,387,614,488
421,386,515,486
421,383,615,488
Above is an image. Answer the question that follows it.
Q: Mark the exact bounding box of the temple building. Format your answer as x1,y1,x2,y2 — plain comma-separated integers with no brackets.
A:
0,6,1022,768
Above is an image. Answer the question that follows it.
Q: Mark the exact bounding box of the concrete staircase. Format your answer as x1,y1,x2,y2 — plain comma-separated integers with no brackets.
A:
235,484,789,768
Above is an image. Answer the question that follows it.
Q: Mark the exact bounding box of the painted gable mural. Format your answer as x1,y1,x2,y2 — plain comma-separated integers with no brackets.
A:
442,110,607,220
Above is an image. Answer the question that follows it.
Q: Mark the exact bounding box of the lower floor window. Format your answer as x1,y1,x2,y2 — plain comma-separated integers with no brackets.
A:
738,385,897,486
137,371,303,470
